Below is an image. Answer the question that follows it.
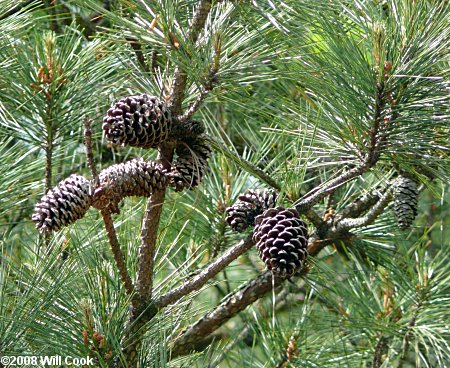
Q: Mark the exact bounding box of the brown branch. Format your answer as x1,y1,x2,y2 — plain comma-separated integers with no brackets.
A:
334,188,392,232
171,270,280,357
372,334,389,368
170,236,324,357
126,37,150,74
296,80,388,213
125,3,215,365
135,144,173,301
337,188,384,220
169,0,213,115
100,210,135,298
83,117,99,185
176,86,211,123
155,235,254,309
177,32,221,123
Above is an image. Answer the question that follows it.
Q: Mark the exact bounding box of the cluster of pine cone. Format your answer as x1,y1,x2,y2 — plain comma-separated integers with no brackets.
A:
226,189,309,278
32,94,211,234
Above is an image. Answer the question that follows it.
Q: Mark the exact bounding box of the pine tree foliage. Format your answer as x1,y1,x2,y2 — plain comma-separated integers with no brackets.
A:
0,0,449,367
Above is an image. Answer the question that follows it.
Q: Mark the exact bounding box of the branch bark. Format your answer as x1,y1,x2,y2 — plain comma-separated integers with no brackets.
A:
335,188,392,232
84,117,135,299
170,236,325,357
101,210,136,298
171,270,280,357
155,235,254,309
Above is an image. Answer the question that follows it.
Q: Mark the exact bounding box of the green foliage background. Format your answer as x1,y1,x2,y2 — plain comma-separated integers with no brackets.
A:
0,0,449,367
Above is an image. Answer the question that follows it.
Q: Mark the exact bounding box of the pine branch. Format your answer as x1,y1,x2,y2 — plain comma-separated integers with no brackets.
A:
296,76,389,212
177,86,210,123
155,235,254,309
83,117,99,185
171,270,280,357
336,189,384,220
169,0,213,115
101,210,136,298
125,2,215,365
177,33,221,123
135,0,213,305
372,334,389,368
170,237,324,357
398,286,428,368
334,188,393,232
44,131,53,194
126,37,150,74
135,145,173,301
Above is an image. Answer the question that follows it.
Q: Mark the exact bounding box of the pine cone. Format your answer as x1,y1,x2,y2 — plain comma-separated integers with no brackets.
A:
32,174,92,234
225,189,278,232
253,207,308,277
92,159,167,213
103,94,172,148
393,175,419,229
167,139,212,192
169,119,205,142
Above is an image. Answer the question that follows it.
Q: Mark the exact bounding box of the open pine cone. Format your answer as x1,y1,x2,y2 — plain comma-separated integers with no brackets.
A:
167,138,212,192
32,174,92,234
92,159,167,213
225,189,278,232
253,207,308,278
102,94,172,148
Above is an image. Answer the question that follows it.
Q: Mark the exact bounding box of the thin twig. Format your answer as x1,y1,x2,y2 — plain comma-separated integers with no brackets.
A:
296,79,388,212
155,235,254,309
177,33,221,122
169,0,213,114
101,210,135,297
371,334,388,368
83,117,99,185
127,37,150,74
337,188,385,220
335,188,392,232
304,208,326,229
177,87,210,123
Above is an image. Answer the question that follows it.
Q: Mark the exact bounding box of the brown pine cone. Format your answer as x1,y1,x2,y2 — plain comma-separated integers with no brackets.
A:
102,94,172,148
253,207,308,277
167,138,212,192
32,174,92,234
92,159,167,213
226,189,278,232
